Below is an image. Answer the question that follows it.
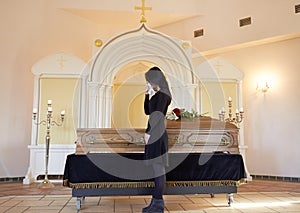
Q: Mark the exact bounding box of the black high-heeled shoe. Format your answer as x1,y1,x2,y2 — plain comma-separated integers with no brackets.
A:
142,198,164,213
142,198,154,213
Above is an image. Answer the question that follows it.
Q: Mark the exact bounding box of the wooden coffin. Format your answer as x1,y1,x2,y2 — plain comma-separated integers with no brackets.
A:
75,116,239,154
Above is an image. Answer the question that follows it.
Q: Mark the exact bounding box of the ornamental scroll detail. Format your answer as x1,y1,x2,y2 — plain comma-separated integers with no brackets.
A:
184,131,234,147
85,133,134,144
81,130,145,146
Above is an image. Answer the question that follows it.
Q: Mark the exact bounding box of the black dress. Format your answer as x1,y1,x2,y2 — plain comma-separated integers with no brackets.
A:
144,91,171,166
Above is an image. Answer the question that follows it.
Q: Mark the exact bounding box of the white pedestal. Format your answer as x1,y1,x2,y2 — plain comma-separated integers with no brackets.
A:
23,144,76,184
239,145,252,182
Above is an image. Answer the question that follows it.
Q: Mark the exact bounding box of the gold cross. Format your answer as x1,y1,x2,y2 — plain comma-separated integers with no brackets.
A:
134,0,152,23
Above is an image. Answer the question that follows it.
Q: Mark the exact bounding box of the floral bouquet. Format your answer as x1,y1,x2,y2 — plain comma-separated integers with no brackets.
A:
166,108,201,120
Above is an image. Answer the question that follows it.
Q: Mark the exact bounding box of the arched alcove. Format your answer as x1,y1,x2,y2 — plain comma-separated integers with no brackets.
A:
31,52,88,145
195,56,244,118
83,24,196,128
112,61,151,128
193,56,250,180
24,52,88,184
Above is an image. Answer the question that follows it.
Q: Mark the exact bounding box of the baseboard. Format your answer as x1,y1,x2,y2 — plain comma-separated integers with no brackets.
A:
36,174,64,180
1,175,63,183
0,177,25,183
251,174,300,182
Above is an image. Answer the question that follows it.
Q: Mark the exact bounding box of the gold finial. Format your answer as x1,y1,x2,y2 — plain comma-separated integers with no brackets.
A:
182,42,190,50
134,0,152,23
94,39,103,47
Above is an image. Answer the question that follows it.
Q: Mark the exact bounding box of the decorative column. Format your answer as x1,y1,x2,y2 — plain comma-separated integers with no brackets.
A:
194,79,201,114
172,84,197,111
31,75,41,145
185,83,197,111
104,84,113,127
23,74,41,185
98,85,106,127
170,85,181,108
78,76,88,128
88,82,99,128
237,80,252,181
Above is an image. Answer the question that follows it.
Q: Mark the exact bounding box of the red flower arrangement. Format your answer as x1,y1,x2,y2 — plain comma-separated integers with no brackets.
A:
172,108,181,118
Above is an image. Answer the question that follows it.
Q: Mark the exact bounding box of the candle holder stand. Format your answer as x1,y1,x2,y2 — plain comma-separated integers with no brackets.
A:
32,101,65,188
219,97,244,124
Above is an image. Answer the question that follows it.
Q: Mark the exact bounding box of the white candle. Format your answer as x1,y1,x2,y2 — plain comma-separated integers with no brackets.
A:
240,107,244,113
61,110,65,115
228,96,232,102
48,100,52,105
221,107,225,113
33,108,37,114
236,109,239,114
48,107,53,112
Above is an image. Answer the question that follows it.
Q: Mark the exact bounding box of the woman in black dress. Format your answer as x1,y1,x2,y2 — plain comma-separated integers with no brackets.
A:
142,67,171,213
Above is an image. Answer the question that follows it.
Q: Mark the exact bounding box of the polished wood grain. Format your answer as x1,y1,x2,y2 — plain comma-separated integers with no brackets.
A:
76,117,239,154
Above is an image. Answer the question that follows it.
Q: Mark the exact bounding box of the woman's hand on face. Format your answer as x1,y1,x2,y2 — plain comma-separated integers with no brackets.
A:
144,133,150,144
145,85,149,94
145,82,155,95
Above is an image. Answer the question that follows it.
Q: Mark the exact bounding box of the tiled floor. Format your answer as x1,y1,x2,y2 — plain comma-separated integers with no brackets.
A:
0,180,300,212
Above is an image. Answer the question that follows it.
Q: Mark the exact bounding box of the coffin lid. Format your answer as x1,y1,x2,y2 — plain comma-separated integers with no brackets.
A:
166,116,238,130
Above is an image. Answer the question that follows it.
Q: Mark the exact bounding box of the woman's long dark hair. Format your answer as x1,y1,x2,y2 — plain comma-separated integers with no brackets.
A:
145,66,172,99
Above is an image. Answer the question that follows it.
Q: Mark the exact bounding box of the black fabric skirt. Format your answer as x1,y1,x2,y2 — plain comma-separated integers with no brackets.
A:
144,130,168,166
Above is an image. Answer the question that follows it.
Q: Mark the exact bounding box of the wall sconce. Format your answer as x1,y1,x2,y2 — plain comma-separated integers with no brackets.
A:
256,81,269,93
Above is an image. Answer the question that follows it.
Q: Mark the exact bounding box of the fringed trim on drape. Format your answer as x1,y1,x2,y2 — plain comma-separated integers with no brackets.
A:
63,179,69,187
64,178,247,189
166,179,247,187
67,181,155,189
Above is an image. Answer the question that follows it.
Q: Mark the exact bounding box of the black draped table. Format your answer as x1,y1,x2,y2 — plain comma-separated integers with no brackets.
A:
63,152,247,210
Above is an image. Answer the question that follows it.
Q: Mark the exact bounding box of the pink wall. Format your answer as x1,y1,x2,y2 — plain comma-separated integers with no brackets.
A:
156,0,300,53
206,38,300,177
0,0,97,177
0,0,299,178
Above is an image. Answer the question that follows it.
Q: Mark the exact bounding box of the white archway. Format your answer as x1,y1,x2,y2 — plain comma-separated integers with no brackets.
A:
85,24,196,128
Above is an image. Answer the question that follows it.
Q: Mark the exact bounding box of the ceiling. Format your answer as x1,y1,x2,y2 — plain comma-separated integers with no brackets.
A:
59,0,204,33
63,8,200,30
58,0,300,53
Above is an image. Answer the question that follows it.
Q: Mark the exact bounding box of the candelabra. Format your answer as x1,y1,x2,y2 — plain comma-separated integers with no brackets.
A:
219,97,244,124
32,100,65,188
